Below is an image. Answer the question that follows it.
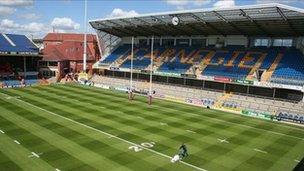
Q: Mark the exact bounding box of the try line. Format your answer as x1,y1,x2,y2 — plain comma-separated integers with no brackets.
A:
0,92,207,171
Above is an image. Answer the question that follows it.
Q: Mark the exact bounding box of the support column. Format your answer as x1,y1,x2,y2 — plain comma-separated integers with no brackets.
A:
223,83,226,92
23,56,27,79
83,0,87,72
148,36,154,105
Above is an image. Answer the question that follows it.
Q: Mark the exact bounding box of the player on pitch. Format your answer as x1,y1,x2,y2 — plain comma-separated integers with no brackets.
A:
179,143,189,158
171,143,189,163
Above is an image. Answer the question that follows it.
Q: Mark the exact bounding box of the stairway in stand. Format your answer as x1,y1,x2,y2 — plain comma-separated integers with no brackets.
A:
114,49,134,67
246,53,267,80
260,53,283,82
195,51,216,76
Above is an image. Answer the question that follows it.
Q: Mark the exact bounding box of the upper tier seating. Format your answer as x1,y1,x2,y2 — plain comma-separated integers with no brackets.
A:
99,45,129,65
98,45,304,85
270,48,304,86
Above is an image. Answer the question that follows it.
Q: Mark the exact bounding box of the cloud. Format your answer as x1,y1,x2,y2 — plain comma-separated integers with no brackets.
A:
0,19,49,38
0,19,47,33
0,19,20,29
21,22,45,32
0,0,34,7
213,0,235,8
51,17,80,30
107,8,139,18
0,16,84,38
256,0,304,4
0,6,16,16
18,13,40,20
166,0,189,6
165,0,211,8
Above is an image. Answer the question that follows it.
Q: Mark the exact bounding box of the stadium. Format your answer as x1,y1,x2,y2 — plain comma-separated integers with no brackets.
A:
0,1,304,171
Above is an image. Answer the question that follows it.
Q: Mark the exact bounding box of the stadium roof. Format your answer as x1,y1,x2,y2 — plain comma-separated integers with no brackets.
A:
0,33,39,53
90,3,304,37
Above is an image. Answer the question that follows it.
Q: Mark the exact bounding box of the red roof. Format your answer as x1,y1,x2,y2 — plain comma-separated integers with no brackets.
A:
43,41,95,62
43,33,97,42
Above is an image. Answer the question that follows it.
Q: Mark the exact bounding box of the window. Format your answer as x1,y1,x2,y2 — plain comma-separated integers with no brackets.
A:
273,39,293,47
162,39,174,46
139,39,147,45
148,38,160,46
39,61,47,67
192,39,206,46
254,39,269,46
49,61,58,66
282,39,293,47
273,39,283,46
177,39,189,45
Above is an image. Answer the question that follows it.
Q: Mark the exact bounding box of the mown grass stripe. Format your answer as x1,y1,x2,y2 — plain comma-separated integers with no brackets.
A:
66,84,304,139
0,98,126,171
8,87,210,169
0,118,54,171
1,85,303,171
0,90,207,171
67,84,304,132
0,95,162,171
12,85,304,169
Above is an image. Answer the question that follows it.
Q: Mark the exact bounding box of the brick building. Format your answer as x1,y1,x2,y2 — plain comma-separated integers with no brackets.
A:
40,33,101,78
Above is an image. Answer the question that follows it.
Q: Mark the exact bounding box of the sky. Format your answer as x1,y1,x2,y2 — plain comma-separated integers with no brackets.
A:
0,0,304,38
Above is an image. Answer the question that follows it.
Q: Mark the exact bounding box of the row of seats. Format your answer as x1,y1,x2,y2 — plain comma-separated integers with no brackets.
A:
270,49,304,85
276,112,304,124
98,45,304,85
90,76,304,126
201,98,215,106
222,101,239,109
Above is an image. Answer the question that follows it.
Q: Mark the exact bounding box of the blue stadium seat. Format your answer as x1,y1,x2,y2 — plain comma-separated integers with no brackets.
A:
99,44,304,85
271,49,304,86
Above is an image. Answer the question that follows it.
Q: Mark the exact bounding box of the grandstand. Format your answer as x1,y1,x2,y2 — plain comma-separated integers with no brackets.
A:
90,3,304,124
0,3,304,171
0,33,41,88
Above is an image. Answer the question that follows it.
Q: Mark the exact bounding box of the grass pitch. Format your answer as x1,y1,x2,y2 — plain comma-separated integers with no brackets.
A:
0,84,303,171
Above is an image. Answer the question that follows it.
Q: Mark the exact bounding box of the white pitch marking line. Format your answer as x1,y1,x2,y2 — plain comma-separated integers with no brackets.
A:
217,138,229,143
0,130,4,134
55,168,61,171
6,93,206,171
160,122,168,126
136,116,144,119
14,140,20,145
254,148,267,154
186,130,196,133
29,152,40,158
108,135,117,139
294,159,300,163
188,113,200,117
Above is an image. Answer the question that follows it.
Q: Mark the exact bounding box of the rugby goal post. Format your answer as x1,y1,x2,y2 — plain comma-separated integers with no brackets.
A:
148,36,154,105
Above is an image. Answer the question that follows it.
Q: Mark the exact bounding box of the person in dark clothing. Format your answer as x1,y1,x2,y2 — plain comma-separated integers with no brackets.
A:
179,143,189,158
